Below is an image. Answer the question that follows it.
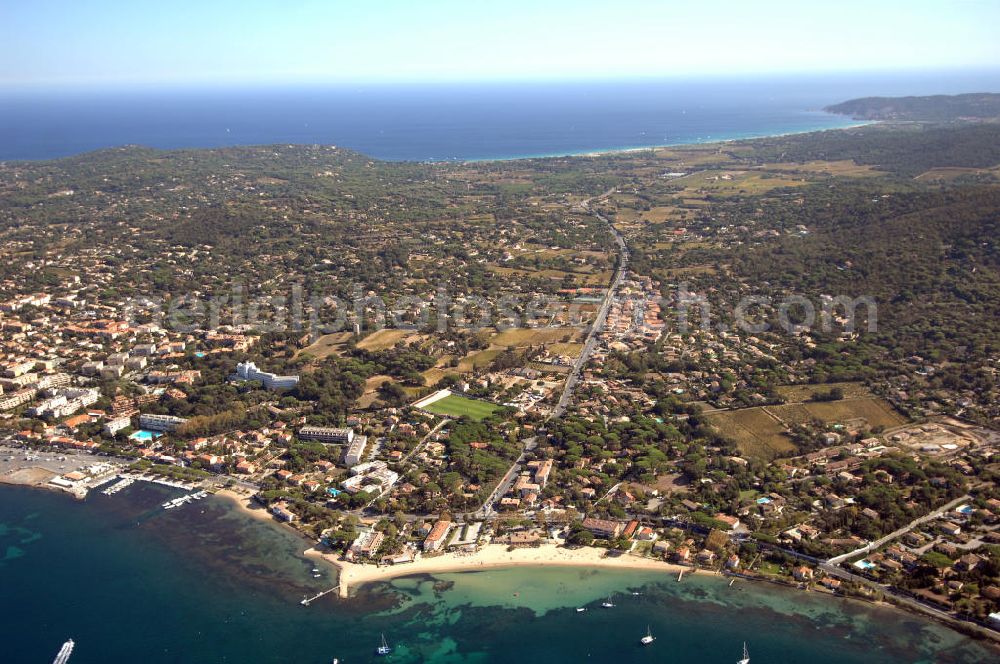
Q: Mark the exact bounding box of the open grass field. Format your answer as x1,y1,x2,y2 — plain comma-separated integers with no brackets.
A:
297,331,352,359
707,408,796,460
640,206,684,223
421,367,458,386
528,361,571,374
355,329,417,351
661,264,718,277
489,327,583,347
422,394,501,421
363,374,394,391
913,166,1000,182
355,374,396,408
456,348,502,371
759,160,886,177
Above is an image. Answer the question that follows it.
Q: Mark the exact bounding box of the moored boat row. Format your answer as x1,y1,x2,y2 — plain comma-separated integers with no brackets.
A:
580,594,749,656
161,490,208,510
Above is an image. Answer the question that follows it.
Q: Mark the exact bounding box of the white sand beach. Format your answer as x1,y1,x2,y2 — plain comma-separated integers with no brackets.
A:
306,542,695,598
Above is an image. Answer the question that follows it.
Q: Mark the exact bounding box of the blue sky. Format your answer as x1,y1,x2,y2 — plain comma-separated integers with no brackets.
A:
2,0,999,87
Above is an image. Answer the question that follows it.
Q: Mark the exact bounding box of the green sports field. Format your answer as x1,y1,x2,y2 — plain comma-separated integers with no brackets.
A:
423,394,501,421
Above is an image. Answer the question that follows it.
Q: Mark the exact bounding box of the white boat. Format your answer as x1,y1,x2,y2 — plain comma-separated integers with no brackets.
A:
640,626,655,645
576,607,586,612
601,594,615,608
52,638,74,664
376,632,392,656
737,642,750,664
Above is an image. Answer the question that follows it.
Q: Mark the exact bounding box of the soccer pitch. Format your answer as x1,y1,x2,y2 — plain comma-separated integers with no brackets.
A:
422,394,500,421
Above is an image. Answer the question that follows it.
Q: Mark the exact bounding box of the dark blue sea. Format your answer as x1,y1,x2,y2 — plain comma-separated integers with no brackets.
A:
0,484,995,663
3,71,1000,162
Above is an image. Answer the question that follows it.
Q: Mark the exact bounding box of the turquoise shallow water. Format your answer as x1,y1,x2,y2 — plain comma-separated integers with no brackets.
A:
0,483,995,663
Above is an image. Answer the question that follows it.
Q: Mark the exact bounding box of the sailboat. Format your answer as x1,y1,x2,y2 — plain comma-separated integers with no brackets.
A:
601,593,615,608
376,632,392,656
640,625,655,645
737,642,750,664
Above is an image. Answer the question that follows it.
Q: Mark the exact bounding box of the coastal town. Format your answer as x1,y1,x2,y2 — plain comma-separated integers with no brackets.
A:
1,118,999,645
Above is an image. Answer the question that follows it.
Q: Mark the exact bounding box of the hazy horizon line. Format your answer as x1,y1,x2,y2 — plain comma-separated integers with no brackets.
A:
4,66,1000,95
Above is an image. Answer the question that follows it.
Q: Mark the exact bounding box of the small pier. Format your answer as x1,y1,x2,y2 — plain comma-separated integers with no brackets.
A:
301,585,340,606
102,476,136,496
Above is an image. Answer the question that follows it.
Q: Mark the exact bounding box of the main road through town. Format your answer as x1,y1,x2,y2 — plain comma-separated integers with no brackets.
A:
550,205,627,419
476,190,625,519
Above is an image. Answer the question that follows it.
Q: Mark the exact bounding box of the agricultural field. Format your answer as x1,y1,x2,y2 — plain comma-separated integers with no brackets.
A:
713,394,908,460
669,169,808,196
707,408,796,460
548,342,585,357
653,146,742,167
758,160,885,177
800,398,907,429
422,394,501,421
488,265,612,287
774,382,871,403
766,396,906,430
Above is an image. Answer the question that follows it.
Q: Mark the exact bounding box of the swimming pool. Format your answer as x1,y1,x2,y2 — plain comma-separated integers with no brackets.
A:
129,429,162,442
